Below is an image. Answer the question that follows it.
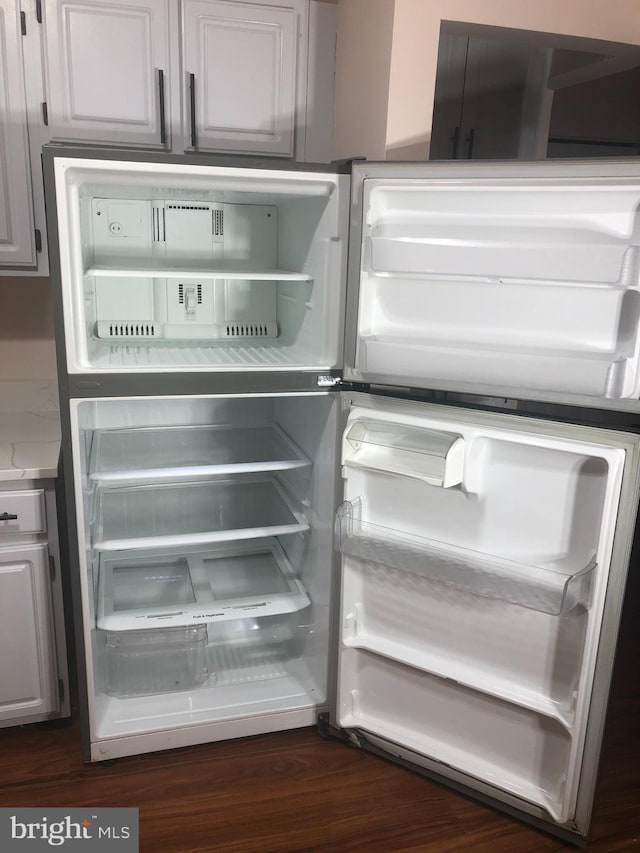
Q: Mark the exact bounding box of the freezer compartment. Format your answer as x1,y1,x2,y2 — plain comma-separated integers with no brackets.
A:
54,157,347,372
342,420,464,487
337,648,573,823
355,175,640,400
104,625,209,698
97,539,310,630
337,501,594,615
92,477,309,551
89,424,310,483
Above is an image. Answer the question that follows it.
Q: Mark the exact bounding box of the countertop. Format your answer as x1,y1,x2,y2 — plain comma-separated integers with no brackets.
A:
0,381,61,481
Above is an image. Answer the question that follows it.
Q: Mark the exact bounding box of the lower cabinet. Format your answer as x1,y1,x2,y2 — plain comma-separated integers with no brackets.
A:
0,482,69,727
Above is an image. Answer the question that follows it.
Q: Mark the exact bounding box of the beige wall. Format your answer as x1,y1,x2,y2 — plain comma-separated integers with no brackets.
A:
0,277,57,381
335,0,640,160
333,0,395,160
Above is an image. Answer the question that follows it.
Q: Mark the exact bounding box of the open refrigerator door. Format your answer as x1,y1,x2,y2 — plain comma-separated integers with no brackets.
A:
345,160,640,412
332,392,640,839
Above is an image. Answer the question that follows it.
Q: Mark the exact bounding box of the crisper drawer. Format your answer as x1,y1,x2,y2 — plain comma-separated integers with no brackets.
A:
0,490,46,536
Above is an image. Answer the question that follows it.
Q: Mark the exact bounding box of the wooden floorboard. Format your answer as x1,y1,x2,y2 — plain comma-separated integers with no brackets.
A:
1,591,638,851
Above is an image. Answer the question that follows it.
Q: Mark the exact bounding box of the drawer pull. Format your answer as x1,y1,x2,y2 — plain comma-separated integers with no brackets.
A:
0,512,18,521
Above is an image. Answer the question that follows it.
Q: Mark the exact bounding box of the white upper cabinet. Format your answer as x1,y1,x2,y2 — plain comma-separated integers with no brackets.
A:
182,0,306,156
0,0,37,268
41,0,172,147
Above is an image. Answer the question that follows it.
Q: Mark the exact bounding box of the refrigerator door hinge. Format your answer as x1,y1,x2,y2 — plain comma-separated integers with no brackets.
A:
36,0,43,24
48,553,56,581
58,678,65,702
316,712,352,744
20,10,26,35
317,375,341,388
41,101,49,126
35,229,43,253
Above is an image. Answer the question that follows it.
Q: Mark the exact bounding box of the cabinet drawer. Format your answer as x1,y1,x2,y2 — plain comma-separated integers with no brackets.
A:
0,491,46,535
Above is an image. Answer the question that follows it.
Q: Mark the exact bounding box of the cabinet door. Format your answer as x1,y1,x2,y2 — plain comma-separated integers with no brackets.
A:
0,543,58,722
0,0,37,268
183,0,302,156
41,0,171,147
461,38,532,160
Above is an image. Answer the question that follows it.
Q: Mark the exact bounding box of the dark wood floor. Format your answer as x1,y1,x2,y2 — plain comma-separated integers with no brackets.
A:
2,590,639,852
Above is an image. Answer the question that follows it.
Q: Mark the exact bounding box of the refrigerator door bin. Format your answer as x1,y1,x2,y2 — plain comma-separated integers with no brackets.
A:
338,648,573,823
97,539,311,630
104,624,209,698
89,424,310,483
336,500,595,616
92,477,309,551
342,420,464,487
340,564,585,730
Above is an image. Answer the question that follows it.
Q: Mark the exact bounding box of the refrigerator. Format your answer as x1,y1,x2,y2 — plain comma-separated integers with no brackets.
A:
43,146,640,843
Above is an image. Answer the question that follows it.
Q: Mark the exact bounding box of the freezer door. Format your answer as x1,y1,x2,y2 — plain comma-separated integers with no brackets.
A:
343,160,640,413
331,391,640,839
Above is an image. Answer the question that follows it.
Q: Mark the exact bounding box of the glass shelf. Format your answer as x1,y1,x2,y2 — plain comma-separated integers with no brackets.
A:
89,424,311,483
86,265,312,281
343,419,464,487
97,539,310,630
93,477,309,551
336,501,595,615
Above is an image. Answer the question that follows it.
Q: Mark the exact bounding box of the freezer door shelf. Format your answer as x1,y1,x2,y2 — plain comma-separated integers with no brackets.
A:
351,168,640,405
92,477,309,551
89,424,311,483
336,500,595,616
97,540,310,630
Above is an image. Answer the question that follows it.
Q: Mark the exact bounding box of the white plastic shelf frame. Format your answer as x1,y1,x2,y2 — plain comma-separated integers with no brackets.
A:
93,477,309,551
336,500,595,615
97,539,310,630
89,424,310,483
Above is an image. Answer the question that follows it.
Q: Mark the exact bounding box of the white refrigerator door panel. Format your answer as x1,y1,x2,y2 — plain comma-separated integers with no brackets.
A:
344,160,640,413
333,392,640,836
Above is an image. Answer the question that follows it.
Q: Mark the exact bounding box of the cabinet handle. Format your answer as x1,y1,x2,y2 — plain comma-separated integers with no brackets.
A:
0,512,18,521
158,69,167,145
451,126,461,159
189,73,197,149
466,127,475,159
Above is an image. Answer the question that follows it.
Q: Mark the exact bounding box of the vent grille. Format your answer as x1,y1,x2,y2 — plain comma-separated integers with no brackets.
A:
106,323,157,337
225,324,270,337
166,203,209,211
178,283,203,304
212,209,224,236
